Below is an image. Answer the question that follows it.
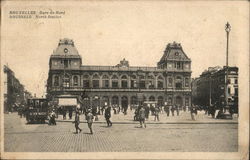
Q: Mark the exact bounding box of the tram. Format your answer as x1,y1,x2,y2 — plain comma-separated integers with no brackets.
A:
26,98,48,123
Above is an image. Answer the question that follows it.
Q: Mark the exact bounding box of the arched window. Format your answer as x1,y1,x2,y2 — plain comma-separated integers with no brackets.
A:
54,76,59,86
92,74,100,88
149,96,155,102
139,75,146,89
121,75,128,88
112,75,119,88
73,76,78,86
185,97,189,106
168,97,172,105
112,96,119,106
83,74,90,88
147,75,154,89
185,77,189,87
102,75,109,88
157,76,164,89
102,96,109,106
158,96,164,106
130,75,137,88
131,96,137,105
168,77,173,87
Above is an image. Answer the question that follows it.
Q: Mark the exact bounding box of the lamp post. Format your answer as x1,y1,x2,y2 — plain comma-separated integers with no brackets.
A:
221,22,232,119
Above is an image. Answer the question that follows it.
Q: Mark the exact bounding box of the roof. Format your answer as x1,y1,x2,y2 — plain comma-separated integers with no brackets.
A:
158,41,191,64
51,38,81,58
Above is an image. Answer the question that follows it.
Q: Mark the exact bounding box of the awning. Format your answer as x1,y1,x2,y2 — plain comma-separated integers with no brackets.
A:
58,98,77,106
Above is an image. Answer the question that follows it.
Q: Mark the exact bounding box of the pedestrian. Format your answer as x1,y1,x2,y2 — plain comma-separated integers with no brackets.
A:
104,105,112,127
190,105,197,120
150,104,155,116
154,107,160,121
134,107,139,121
69,107,73,119
164,104,170,117
62,107,66,120
139,106,146,128
145,104,150,120
86,109,94,134
73,110,82,134
210,104,216,118
49,109,57,125
171,105,175,116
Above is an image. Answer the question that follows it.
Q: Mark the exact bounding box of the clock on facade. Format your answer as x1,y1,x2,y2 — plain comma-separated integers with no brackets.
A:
175,52,179,56
64,48,68,53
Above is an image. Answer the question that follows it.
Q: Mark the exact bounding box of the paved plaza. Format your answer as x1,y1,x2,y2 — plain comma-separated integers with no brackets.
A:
4,111,238,152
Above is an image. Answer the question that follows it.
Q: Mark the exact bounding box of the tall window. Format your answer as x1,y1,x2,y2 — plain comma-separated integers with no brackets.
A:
157,76,164,89
92,74,100,88
228,87,231,95
176,76,182,89
64,60,68,68
235,88,238,95
121,75,128,88
54,76,59,86
131,96,137,105
83,75,90,88
149,96,155,101
73,76,78,86
168,78,173,87
130,75,137,88
185,77,189,87
112,75,119,88
63,75,70,88
158,96,164,106
185,97,189,106
235,79,238,84
102,75,109,88
112,96,119,105
148,75,154,89
168,97,172,105
139,75,146,89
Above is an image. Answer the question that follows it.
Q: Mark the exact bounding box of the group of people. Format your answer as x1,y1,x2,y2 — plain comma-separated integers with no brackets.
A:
72,105,113,134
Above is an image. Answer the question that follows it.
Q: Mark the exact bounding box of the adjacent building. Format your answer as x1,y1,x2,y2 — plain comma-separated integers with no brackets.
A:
192,66,238,113
3,65,32,113
46,38,192,109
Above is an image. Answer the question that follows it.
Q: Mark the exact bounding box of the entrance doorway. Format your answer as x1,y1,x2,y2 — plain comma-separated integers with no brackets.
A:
121,96,128,114
175,96,183,106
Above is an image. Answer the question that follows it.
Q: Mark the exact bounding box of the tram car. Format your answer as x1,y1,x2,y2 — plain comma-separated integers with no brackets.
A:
26,98,48,123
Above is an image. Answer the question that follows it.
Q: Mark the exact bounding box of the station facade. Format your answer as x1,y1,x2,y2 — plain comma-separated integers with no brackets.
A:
46,38,192,108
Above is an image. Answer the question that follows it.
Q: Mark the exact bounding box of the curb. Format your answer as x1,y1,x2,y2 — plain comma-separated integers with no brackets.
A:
56,120,238,124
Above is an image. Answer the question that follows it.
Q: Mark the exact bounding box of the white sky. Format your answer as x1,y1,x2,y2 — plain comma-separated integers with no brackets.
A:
1,1,249,97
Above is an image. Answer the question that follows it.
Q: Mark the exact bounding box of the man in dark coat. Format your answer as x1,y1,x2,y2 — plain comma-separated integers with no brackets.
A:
73,110,82,134
139,106,146,128
104,106,112,127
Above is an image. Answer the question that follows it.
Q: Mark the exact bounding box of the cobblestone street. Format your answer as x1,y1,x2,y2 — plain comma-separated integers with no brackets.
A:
4,112,237,152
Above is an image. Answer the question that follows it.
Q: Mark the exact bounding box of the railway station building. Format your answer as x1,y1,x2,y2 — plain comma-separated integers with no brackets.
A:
46,38,192,109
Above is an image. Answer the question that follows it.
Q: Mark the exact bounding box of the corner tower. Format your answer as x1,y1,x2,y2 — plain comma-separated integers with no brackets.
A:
49,38,82,70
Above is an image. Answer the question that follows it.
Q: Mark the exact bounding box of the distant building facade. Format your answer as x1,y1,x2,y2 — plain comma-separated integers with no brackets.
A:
46,38,192,109
191,66,238,112
3,65,32,113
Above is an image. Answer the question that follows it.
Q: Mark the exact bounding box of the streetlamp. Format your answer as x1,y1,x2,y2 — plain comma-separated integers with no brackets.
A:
221,22,232,119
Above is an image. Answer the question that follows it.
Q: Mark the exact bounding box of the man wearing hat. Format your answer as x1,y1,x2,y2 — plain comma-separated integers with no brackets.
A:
86,108,94,134
73,110,82,134
104,105,112,127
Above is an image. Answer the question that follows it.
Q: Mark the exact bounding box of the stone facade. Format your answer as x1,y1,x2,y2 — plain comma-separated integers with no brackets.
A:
47,38,192,108
191,66,238,112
